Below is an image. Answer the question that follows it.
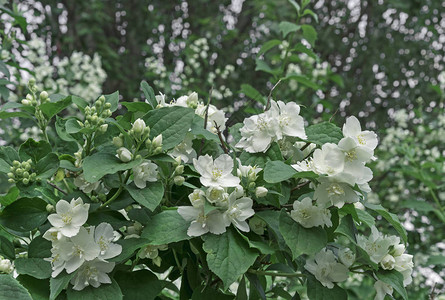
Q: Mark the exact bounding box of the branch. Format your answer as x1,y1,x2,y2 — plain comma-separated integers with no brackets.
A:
214,121,229,154
248,268,305,278
265,79,282,111
47,181,67,195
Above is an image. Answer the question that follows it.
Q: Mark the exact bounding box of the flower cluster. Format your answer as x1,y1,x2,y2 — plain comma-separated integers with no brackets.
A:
236,100,307,153
178,154,257,236
44,198,122,291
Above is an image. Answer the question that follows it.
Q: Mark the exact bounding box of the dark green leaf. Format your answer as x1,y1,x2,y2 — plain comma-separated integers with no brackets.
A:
18,139,51,163
82,153,142,182
279,21,301,38
126,182,164,211
0,274,32,300
140,81,156,109
0,197,48,232
365,203,408,244
14,258,52,279
257,40,282,56
141,210,190,245
39,96,72,119
301,24,317,46
305,122,343,145
376,270,408,300
0,236,15,260
115,270,170,300
50,272,74,300
66,279,123,300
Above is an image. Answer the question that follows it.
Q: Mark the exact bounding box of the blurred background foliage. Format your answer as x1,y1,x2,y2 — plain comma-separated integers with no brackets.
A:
1,0,444,298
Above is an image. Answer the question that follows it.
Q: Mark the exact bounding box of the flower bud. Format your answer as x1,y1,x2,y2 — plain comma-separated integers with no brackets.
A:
187,92,199,108
255,186,268,198
104,103,111,109
15,168,23,176
132,118,146,135
175,165,184,175
145,139,152,150
28,78,36,87
8,178,15,183
174,156,182,166
338,248,355,268
392,244,405,256
173,176,185,186
22,178,29,185
12,161,20,167
153,147,162,155
117,147,133,162
39,91,49,101
0,257,14,274
113,136,124,147
248,182,256,189
22,171,29,178
46,204,55,213
7,172,14,178
99,124,108,133
21,99,30,106
152,134,163,148
98,95,106,104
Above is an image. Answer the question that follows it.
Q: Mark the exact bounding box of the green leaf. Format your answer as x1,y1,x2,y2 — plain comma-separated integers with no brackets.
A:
202,227,258,289
0,186,20,206
365,203,408,244
39,96,72,119
82,153,142,182
121,101,151,113
255,59,279,76
257,40,282,56
425,255,445,266
115,270,169,300
142,106,195,150
0,274,32,300
126,182,164,212
263,161,297,183
141,210,191,245
376,270,408,300
192,286,235,300
301,24,317,46
66,279,123,300
104,91,119,113
240,84,266,105
302,9,318,23
283,74,320,90
0,146,20,166
65,118,83,134
355,208,375,228
14,258,52,279
0,197,48,232
190,115,220,142
36,153,59,180
239,142,283,169
18,139,52,163
256,210,286,250
279,21,301,38
305,122,343,145
0,61,10,79
279,211,326,259
109,238,149,263
0,235,15,260
307,276,347,300
55,117,78,142
140,81,157,109
72,96,88,111
50,272,75,300
28,236,52,259
0,111,33,119
288,0,300,12
400,200,435,212
335,214,357,243
17,275,49,300
293,43,318,59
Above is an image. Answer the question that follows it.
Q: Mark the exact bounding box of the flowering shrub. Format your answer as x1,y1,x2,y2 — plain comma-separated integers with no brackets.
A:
0,77,413,299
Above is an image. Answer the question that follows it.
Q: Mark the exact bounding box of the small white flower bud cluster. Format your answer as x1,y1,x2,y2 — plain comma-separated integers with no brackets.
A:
173,156,185,186
7,159,37,185
77,95,111,131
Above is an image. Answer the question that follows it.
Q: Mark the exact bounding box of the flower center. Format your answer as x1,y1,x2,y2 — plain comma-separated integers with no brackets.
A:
346,149,357,162
61,213,72,225
211,168,223,180
98,236,108,252
327,183,345,196
357,134,366,145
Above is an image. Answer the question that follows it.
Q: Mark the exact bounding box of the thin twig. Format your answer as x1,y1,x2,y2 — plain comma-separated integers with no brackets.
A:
291,180,311,193
248,268,305,278
47,181,67,195
265,79,282,111
199,86,213,156
329,108,339,122
214,121,229,154
299,142,311,151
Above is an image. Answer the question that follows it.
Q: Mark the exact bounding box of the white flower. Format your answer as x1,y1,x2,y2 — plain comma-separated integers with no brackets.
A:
304,248,349,289
193,154,240,187
394,253,413,285
73,174,100,194
223,192,255,232
94,223,122,260
313,178,358,208
205,186,229,206
380,254,396,270
0,257,14,274
47,198,90,237
356,226,399,264
312,143,345,176
117,147,132,162
188,189,206,208
152,134,163,148
177,206,227,237
290,197,332,228
255,186,268,198
43,227,64,243
236,111,277,153
374,280,393,300
342,116,378,152
195,103,227,133
70,259,115,291
169,133,196,163
61,227,101,274
132,160,158,189
139,244,168,259
237,159,262,180
338,248,355,268
154,92,167,107
270,100,307,140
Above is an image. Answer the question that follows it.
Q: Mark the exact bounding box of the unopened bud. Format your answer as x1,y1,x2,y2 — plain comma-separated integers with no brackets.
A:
152,134,162,148
22,178,29,185
99,124,108,133
112,136,124,147
132,118,146,135
21,99,30,106
8,178,15,183
98,95,105,104
255,186,268,198
174,156,182,166
145,139,152,150
7,172,14,178
117,147,132,162
22,171,29,178
46,204,55,213
39,91,49,101
13,160,20,167
104,103,111,109
248,182,256,189
175,165,184,175
26,94,33,101
174,176,185,186
153,147,162,155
